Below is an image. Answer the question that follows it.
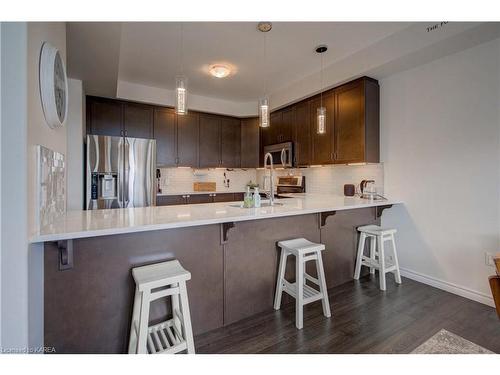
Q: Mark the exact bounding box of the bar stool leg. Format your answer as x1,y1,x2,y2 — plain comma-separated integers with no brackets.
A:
295,254,304,330
136,290,151,354
128,287,141,354
390,234,402,284
316,252,331,318
369,236,376,275
179,282,195,354
274,249,288,310
377,235,387,291
354,233,366,279
171,283,182,342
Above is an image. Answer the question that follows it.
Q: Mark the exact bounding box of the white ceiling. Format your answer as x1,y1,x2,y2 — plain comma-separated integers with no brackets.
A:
117,22,410,102
67,22,500,115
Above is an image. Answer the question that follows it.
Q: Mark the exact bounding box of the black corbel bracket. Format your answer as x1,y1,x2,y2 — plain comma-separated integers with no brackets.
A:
375,205,393,219
320,211,337,228
221,222,235,244
57,240,74,271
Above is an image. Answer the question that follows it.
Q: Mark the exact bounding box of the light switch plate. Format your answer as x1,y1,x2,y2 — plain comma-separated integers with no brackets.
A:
485,252,495,267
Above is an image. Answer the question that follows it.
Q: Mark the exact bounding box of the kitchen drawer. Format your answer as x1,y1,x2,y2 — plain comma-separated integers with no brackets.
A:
187,194,213,204
212,193,235,203
156,195,186,206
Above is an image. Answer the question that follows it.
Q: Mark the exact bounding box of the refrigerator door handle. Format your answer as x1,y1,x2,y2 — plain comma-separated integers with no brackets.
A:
123,137,130,207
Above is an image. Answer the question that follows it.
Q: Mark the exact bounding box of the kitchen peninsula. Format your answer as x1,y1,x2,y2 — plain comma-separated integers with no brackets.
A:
33,194,401,353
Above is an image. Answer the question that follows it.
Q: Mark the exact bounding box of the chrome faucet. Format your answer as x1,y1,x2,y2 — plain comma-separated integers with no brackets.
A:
263,152,275,206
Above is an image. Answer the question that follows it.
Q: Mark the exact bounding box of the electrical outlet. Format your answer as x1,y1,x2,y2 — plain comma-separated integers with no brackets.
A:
485,252,495,267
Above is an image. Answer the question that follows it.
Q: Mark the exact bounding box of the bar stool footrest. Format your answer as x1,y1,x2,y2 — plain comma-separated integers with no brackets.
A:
283,280,323,304
147,319,187,354
361,256,397,273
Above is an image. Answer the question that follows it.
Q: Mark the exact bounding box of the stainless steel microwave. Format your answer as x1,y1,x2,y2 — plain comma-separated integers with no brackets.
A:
263,142,293,168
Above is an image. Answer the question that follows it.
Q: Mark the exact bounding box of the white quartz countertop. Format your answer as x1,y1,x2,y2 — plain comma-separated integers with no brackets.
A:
31,194,402,243
157,191,244,196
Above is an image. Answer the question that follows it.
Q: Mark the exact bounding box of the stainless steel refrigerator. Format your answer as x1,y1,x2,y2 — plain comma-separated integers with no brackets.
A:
86,135,156,210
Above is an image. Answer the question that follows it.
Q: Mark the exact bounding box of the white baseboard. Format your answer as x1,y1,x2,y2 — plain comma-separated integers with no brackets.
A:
399,267,495,308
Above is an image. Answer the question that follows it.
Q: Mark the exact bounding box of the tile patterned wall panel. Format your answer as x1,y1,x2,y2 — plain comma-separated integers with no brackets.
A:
158,168,258,194
37,145,65,231
257,163,385,195
159,164,384,196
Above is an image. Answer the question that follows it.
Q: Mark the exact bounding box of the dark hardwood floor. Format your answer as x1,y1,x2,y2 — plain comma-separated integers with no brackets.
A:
195,275,500,353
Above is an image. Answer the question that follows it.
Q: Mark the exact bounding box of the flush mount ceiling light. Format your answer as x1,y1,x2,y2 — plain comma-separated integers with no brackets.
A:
315,44,328,134
209,64,231,78
257,22,272,128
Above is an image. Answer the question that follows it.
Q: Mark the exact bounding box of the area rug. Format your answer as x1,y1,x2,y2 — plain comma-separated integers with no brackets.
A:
411,329,493,354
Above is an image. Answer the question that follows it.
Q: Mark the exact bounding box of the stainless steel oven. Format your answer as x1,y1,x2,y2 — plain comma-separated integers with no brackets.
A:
263,142,293,168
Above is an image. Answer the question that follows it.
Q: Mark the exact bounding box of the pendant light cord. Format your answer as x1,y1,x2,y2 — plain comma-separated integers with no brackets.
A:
263,32,267,97
320,51,323,107
179,23,184,74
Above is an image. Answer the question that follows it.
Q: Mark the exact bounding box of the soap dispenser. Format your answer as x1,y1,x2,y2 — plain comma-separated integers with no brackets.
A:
253,187,261,208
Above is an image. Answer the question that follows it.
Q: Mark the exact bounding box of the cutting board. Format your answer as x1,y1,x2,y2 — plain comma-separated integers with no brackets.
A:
193,182,216,192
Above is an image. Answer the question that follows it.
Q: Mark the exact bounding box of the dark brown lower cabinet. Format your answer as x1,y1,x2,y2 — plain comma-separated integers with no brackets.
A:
212,193,237,203
44,225,224,353
187,194,212,204
44,208,383,353
223,214,321,325
156,193,243,206
156,195,186,206
319,208,379,288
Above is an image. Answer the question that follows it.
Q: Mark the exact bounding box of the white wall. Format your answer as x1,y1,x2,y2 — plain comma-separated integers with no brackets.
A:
1,22,67,352
380,38,500,306
67,78,85,210
117,80,257,117
1,22,29,351
26,22,67,351
0,21,3,347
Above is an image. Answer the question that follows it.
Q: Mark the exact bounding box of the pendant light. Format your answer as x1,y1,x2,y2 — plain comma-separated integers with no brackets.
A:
175,23,188,115
258,22,272,128
315,45,328,134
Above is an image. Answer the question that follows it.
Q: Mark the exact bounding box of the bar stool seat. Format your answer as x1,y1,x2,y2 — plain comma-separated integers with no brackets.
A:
274,238,331,330
356,225,397,237
354,225,402,291
128,260,195,354
278,238,325,254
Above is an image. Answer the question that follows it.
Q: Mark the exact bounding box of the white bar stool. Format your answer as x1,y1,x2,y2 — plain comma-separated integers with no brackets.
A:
128,260,195,354
274,238,331,330
354,225,402,291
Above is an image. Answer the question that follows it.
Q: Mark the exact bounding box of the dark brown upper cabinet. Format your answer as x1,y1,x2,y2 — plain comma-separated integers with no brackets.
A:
293,100,311,167
280,107,294,143
199,114,221,168
199,114,241,168
220,117,241,168
333,77,379,164
154,108,177,167
240,117,259,168
310,92,334,165
177,112,199,167
261,109,293,147
87,96,154,139
86,96,123,137
123,102,154,139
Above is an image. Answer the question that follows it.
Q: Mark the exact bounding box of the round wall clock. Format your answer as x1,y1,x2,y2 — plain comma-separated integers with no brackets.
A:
39,42,68,129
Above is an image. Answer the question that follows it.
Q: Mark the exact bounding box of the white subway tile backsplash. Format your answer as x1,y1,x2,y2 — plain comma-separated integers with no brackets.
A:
160,163,384,197
158,168,257,194
257,163,385,195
